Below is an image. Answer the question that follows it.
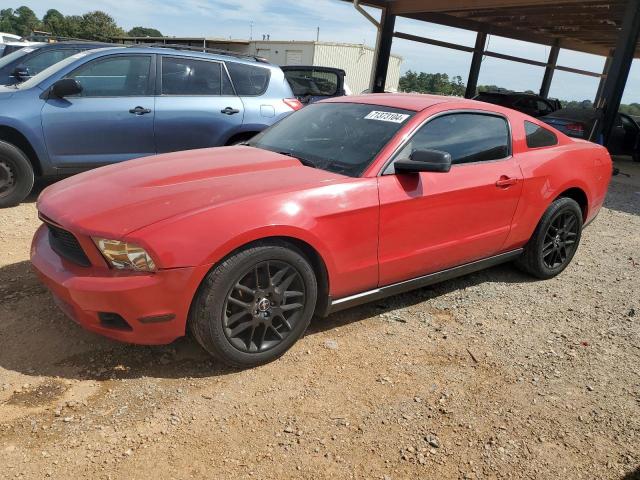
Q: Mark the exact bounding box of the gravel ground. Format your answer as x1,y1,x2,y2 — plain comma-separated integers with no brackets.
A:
0,158,638,480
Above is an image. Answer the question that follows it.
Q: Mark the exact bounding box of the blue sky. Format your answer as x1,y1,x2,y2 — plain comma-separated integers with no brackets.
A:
19,0,640,103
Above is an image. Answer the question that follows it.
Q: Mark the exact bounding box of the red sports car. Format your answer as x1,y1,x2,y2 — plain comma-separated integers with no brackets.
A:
31,94,612,368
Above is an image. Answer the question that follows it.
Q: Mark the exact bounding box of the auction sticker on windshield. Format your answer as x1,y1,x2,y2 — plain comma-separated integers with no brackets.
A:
364,111,410,123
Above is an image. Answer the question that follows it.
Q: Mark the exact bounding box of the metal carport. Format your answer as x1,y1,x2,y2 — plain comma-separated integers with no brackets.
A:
346,0,640,144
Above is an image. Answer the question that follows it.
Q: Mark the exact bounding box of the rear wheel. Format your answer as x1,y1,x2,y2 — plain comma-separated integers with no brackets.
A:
190,242,317,368
516,197,583,279
0,141,34,208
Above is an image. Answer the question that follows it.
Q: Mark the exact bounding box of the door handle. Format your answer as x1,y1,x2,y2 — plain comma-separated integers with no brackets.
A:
221,107,240,115
495,176,518,188
129,106,152,115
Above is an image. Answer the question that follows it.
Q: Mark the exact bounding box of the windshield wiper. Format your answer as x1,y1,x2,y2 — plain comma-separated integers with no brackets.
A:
275,151,317,169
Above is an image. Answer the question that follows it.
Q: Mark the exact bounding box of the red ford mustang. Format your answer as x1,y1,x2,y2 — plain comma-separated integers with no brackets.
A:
31,94,612,368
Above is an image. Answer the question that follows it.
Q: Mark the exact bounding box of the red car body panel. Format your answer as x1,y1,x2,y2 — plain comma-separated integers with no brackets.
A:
32,94,612,345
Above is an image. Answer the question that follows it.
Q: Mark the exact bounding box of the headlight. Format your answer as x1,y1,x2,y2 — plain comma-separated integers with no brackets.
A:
92,238,156,272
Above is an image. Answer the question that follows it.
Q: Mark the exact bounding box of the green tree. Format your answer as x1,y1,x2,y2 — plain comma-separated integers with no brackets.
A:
0,8,18,34
399,70,465,96
64,15,84,38
13,6,41,36
42,8,66,35
127,26,162,37
79,11,124,41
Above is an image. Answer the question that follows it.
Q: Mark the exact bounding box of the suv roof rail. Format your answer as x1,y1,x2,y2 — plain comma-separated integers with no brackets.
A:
135,43,270,63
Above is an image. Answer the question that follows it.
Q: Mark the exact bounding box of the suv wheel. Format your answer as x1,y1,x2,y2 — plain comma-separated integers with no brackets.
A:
0,141,35,208
190,242,318,368
516,197,583,279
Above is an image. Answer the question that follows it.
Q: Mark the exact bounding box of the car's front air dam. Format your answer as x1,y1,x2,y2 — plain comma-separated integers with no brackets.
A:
30,225,209,345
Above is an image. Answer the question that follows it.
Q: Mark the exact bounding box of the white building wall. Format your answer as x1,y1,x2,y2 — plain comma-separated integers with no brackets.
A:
247,41,402,95
248,41,315,67
313,42,401,94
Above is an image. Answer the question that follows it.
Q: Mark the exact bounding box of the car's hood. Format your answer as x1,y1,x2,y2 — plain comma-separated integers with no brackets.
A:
38,146,345,237
0,85,16,97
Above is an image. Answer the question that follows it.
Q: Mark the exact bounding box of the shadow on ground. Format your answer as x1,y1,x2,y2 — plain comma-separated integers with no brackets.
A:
0,257,532,381
622,466,640,480
609,156,640,217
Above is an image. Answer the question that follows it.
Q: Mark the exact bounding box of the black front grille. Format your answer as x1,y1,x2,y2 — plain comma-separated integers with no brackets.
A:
45,221,91,267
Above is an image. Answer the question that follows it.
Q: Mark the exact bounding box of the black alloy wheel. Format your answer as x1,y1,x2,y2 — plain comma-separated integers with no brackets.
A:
542,210,580,269
190,242,318,368
223,260,306,353
515,197,583,279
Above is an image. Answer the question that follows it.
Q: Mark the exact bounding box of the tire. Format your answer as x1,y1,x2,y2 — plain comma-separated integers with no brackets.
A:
516,197,583,279
190,242,318,368
632,151,640,163
0,141,35,208
228,133,257,146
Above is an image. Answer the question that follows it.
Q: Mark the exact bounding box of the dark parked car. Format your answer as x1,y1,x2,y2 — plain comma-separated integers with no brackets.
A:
0,41,108,85
474,91,561,118
282,66,347,104
542,108,640,162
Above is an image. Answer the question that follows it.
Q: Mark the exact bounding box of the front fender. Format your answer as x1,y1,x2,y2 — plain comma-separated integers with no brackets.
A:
127,179,380,298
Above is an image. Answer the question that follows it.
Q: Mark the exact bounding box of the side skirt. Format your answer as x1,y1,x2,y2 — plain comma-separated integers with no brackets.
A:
325,249,523,315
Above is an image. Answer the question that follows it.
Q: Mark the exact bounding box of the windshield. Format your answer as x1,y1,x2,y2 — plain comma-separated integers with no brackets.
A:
17,50,91,90
248,103,414,177
285,69,339,96
0,48,30,69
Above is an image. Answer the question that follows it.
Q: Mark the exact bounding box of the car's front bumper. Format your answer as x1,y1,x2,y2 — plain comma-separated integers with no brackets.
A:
30,225,208,345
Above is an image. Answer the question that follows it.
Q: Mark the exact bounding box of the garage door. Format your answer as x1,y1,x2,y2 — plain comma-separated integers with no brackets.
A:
285,50,303,65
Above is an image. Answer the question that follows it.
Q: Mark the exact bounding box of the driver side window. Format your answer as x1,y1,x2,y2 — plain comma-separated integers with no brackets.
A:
23,49,79,76
392,112,510,170
66,55,152,97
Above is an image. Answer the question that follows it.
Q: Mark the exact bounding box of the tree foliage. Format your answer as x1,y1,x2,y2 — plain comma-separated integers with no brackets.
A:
399,70,465,96
400,70,638,114
0,6,157,41
128,26,162,37
77,11,125,41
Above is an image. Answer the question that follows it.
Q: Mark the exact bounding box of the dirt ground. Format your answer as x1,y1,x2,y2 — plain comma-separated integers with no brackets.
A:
0,158,639,480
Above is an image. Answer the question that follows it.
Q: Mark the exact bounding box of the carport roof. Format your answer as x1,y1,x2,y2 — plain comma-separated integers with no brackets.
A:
346,0,639,57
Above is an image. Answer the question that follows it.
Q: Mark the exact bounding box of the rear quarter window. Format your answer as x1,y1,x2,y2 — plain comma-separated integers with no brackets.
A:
226,61,271,96
525,121,558,148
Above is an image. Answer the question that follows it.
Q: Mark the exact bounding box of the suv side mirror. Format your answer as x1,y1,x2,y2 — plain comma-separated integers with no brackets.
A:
394,149,452,174
12,66,29,80
50,78,83,98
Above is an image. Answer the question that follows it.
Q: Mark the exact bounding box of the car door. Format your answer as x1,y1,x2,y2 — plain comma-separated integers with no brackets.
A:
377,111,523,286
535,99,554,117
41,54,156,168
618,114,639,156
154,55,244,153
281,66,345,104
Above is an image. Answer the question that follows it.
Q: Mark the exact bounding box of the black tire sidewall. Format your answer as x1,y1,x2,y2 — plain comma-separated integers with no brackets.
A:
526,198,583,279
0,141,34,208
191,244,318,368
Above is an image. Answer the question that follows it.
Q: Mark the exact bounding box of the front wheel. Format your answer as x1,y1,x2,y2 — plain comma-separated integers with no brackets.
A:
190,242,318,368
516,197,583,279
0,141,34,208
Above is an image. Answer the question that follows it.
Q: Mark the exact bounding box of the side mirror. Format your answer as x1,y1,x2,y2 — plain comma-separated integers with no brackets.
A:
12,66,29,80
50,78,83,98
394,149,452,174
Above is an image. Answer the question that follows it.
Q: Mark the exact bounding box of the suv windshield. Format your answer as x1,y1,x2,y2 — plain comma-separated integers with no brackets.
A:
248,102,414,177
17,50,91,89
0,47,29,69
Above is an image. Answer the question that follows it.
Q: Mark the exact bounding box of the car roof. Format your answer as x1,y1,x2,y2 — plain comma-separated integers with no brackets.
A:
28,41,109,49
84,45,278,68
322,93,461,111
